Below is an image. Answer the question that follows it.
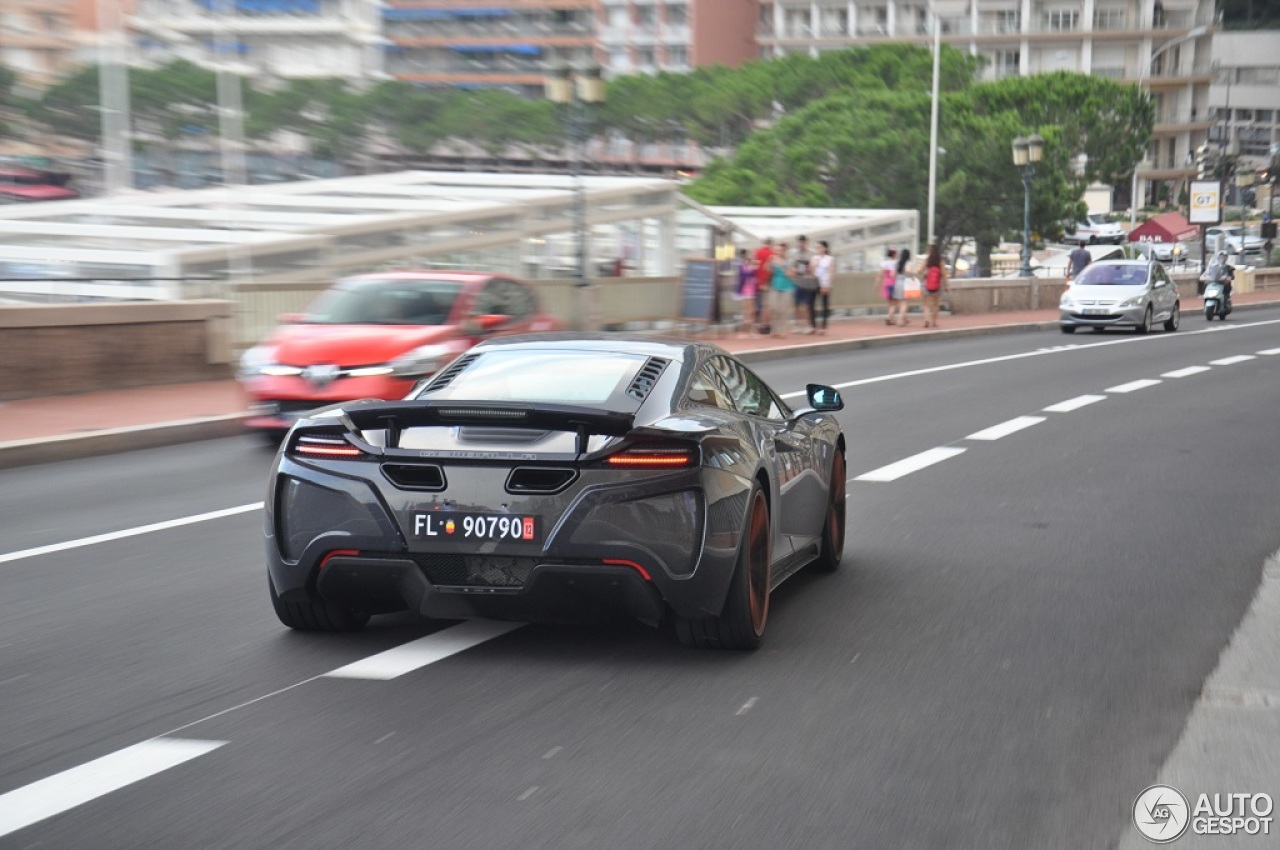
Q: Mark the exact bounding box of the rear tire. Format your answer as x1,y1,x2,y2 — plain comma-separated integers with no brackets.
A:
269,576,369,632
675,485,771,650
812,451,846,573
1164,303,1180,332
1060,325,1076,335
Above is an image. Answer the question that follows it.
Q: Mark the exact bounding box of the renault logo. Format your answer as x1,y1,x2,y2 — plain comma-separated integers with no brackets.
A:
302,364,341,387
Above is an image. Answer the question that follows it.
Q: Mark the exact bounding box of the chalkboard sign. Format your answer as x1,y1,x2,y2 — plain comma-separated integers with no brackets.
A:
681,258,719,323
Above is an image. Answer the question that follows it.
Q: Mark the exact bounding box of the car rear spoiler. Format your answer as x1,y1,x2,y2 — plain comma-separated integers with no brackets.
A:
333,399,635,453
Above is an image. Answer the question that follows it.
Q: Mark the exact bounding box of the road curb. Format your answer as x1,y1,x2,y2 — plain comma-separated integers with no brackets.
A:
734,320,1060,364
0,413,248,470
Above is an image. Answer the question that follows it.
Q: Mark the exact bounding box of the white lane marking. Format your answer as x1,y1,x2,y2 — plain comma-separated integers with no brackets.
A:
0,503,263,566
735,697,759,717
1043,395,1106,413
542,747,563,760
966,416,1045,441
374,733,396,745
1106,378,1162,394
517,786,540,801
1209,355,1256,366
854,447,967,482
1259,348,1280,356
323,620,524,680
0,738,225,838
777,317,1280,399
1162,365,1212,378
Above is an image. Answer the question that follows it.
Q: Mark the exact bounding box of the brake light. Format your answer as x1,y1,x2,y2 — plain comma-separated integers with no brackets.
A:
603,558,653,581
604,444,697,469
293,435,363,459
320,549,360,569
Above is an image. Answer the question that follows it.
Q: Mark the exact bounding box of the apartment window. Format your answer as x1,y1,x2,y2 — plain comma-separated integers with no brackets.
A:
666,45,688,66
994,11,1021,33
634,5,656,26
1093,7,1126,30
1256,110,1274,123
997,50,1020,77
784,8,812,36
636,47,655,66
1235,109,1253,122
1043,9,1079,32
665,4,687,26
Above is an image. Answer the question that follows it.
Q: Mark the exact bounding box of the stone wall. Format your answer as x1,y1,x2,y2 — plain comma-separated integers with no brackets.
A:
0,300,233,401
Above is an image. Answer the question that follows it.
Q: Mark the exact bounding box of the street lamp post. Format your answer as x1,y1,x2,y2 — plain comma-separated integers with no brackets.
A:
1011,133,1045,278
545,61,605,330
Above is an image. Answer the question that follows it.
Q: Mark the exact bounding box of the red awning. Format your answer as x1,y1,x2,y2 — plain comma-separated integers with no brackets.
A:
1127,212,1197,244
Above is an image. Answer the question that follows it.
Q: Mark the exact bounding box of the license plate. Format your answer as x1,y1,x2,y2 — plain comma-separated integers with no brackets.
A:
1084,308,1108,315
411,511,539,543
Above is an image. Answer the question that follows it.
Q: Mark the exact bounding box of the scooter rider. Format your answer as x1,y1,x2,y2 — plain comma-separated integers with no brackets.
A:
1201,250,1234,306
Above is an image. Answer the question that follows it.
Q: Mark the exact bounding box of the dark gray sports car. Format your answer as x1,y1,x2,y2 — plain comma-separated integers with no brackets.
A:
266,334,846,649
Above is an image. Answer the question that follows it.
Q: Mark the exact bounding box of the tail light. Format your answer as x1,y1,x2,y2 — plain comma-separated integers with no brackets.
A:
292,434,364,459
603,442,698,469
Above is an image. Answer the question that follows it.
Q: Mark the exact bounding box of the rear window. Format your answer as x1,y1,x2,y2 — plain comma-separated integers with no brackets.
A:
1074,264,1149,286
422,350,648,404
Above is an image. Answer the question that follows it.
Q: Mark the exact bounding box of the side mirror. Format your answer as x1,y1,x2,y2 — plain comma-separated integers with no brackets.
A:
806,384,844,411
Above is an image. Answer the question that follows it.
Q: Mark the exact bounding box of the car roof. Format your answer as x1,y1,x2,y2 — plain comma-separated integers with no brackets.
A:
341,271,502,283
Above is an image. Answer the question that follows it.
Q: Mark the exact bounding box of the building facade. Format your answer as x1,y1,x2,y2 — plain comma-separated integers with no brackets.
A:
0,0,79,86
124,0,384,79
757,0,1217,211
1209,31,1280,171
597,0,757,76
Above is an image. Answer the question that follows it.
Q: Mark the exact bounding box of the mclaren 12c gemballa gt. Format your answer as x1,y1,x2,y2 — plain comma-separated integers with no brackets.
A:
265,334,847,649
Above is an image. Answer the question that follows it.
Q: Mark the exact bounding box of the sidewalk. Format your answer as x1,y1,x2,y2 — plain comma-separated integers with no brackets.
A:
1,292,1277,463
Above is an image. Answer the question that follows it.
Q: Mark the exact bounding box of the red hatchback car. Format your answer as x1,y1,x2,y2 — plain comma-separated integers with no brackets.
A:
238,272,560,433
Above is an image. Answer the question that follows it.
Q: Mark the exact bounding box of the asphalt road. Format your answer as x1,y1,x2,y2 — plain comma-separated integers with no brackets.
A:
2,309,1280,849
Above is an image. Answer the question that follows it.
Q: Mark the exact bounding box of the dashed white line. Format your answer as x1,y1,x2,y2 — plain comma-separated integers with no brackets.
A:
854,447,967,482
1043,395,1106,413
542,747,563,760
0,738,226,839
736,697,759,717
517,786,540,801
1106,378,1162,394
1162,365,1212,378
1259,348,1280,356
1209,355,1257,366
322,620,524,680
0,503,263,566
966,416,1046,441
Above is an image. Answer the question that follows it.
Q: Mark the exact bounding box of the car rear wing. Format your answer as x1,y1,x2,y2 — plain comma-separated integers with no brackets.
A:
329,399,636,454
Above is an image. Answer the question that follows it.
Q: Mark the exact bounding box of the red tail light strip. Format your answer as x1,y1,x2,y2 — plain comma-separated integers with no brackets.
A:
294,436,363,458
603,447,696,469
320,550,361,569
602,558,652,581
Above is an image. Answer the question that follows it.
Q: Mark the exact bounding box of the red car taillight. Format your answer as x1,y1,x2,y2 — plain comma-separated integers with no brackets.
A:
603,443,698,469
292,435,364,459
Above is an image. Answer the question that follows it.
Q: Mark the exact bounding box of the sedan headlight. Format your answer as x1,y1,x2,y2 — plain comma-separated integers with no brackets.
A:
1059,293,1075,309
1119,295,1145,308
389,343,452,378
238,345,301,380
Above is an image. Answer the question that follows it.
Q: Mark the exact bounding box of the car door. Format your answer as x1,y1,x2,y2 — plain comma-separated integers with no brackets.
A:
710,356,826,555
1152,263,1175,319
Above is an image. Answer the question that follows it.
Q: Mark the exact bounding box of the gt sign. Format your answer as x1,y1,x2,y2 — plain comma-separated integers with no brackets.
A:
1189,180,1222,224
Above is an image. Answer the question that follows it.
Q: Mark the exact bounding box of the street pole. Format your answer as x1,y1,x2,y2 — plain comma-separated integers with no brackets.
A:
570,101,587,291
926,13,940,248
96,0,132,195
1012,134,1044,278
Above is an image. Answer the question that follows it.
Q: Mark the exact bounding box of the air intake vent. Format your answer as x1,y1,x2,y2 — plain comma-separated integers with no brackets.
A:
506,467,578,494
422,353,479,392
381,463,446,491
626,357,668,401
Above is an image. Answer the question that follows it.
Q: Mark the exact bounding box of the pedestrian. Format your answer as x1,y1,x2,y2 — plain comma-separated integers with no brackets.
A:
753,238,775,335
812,240,834,334
735,248,758,336
922,241,949,328
1068,240,1091,281
881,247,901,326
792,234,818,334
895,248,913,326
769,241,795,337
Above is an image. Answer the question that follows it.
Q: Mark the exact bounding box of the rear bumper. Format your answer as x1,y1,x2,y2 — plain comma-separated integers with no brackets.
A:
309,554,666,625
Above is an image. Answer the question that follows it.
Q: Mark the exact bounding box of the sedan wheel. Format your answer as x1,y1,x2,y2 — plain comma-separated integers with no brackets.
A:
1060,325,1077,335
812,452,846,573
1164,303,1180,333
675,484,770,650
1135,306,1152,335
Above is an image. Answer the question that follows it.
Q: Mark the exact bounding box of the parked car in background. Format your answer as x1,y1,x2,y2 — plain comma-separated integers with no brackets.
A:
1070,214,1126,245
238,272,560,435
1059,259,1180,335
0,166,79,204
1204,226,1265,259
265,335,847,649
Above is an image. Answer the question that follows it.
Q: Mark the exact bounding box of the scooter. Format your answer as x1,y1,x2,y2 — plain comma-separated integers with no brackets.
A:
1202,280,1232,321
